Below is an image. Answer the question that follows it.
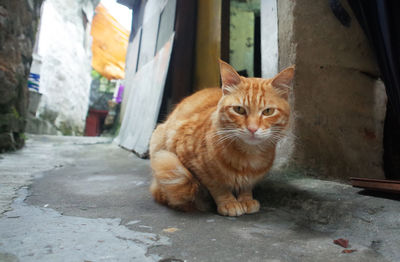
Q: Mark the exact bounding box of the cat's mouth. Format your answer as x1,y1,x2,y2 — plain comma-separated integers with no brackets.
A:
241,133,263,145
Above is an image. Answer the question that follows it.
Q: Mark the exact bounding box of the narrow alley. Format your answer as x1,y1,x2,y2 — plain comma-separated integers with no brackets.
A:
0,135,399,261
2,0,400,261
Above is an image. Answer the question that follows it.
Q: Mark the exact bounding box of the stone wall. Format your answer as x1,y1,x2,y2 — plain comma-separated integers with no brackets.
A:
276,0,387,180
0,0,43,151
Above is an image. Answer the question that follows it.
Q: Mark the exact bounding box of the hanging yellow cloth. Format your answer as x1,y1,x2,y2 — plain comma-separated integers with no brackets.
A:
91,4,130,80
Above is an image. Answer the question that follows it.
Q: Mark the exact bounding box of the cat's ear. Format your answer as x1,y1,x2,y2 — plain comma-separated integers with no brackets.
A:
219,59,241,95
271,65,295,99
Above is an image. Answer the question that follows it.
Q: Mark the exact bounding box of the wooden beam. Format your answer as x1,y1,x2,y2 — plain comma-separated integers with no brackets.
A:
193,0,222,91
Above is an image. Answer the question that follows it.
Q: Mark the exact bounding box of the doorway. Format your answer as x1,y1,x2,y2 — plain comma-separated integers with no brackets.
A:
221,0,261,78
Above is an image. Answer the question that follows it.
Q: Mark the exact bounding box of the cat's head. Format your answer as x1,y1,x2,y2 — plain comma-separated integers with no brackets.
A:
216,60,294,146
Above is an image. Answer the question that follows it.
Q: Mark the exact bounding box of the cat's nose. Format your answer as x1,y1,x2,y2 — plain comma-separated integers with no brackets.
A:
247,126,258,134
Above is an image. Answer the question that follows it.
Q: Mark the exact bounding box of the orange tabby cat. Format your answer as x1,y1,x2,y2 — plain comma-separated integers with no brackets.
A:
149,60,294,216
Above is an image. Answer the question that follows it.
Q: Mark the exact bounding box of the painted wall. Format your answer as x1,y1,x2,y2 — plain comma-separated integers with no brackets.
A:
229,0,263,78
230,6,254,77
29,0,99,135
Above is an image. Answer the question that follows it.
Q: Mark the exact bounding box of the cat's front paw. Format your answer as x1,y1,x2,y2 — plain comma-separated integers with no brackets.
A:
217,201,245,216
239,199,260,214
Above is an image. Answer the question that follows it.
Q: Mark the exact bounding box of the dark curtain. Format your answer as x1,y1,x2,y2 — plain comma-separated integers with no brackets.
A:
347,0,400,179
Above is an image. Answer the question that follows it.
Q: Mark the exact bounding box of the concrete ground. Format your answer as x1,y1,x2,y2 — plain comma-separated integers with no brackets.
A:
0,135,400,262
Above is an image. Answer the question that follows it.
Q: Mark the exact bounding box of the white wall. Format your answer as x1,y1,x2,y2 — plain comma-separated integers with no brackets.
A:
35,0,97,135
261,0,278,78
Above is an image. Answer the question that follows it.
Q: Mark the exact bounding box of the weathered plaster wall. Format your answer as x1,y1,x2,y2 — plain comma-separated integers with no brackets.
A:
30,0,98,135
0,0,43,151
276,0,387,180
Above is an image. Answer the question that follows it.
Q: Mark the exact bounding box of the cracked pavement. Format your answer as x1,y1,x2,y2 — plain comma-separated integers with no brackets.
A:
0,135,400,261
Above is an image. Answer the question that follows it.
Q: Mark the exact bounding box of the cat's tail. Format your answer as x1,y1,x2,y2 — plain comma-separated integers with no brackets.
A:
150,150,199,211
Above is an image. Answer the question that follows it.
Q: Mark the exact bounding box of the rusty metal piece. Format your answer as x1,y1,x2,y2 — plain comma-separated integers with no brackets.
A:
350,178,400,194
342,249,357,254
334,238,349,248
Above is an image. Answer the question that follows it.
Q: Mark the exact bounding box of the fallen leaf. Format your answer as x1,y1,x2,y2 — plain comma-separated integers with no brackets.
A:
334,238,349,248
163,227,179,233
342,249,357,254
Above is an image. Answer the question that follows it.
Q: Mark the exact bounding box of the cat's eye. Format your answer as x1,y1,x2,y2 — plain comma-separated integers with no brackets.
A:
262,108,275,116
233,106,246,115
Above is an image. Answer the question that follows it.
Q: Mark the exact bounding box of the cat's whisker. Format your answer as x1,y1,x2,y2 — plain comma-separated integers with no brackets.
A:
204,128,237,143
216,133,236,143
215,134,237,146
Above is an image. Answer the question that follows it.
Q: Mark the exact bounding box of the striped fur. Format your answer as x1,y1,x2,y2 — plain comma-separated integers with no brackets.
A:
149,61,294,216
